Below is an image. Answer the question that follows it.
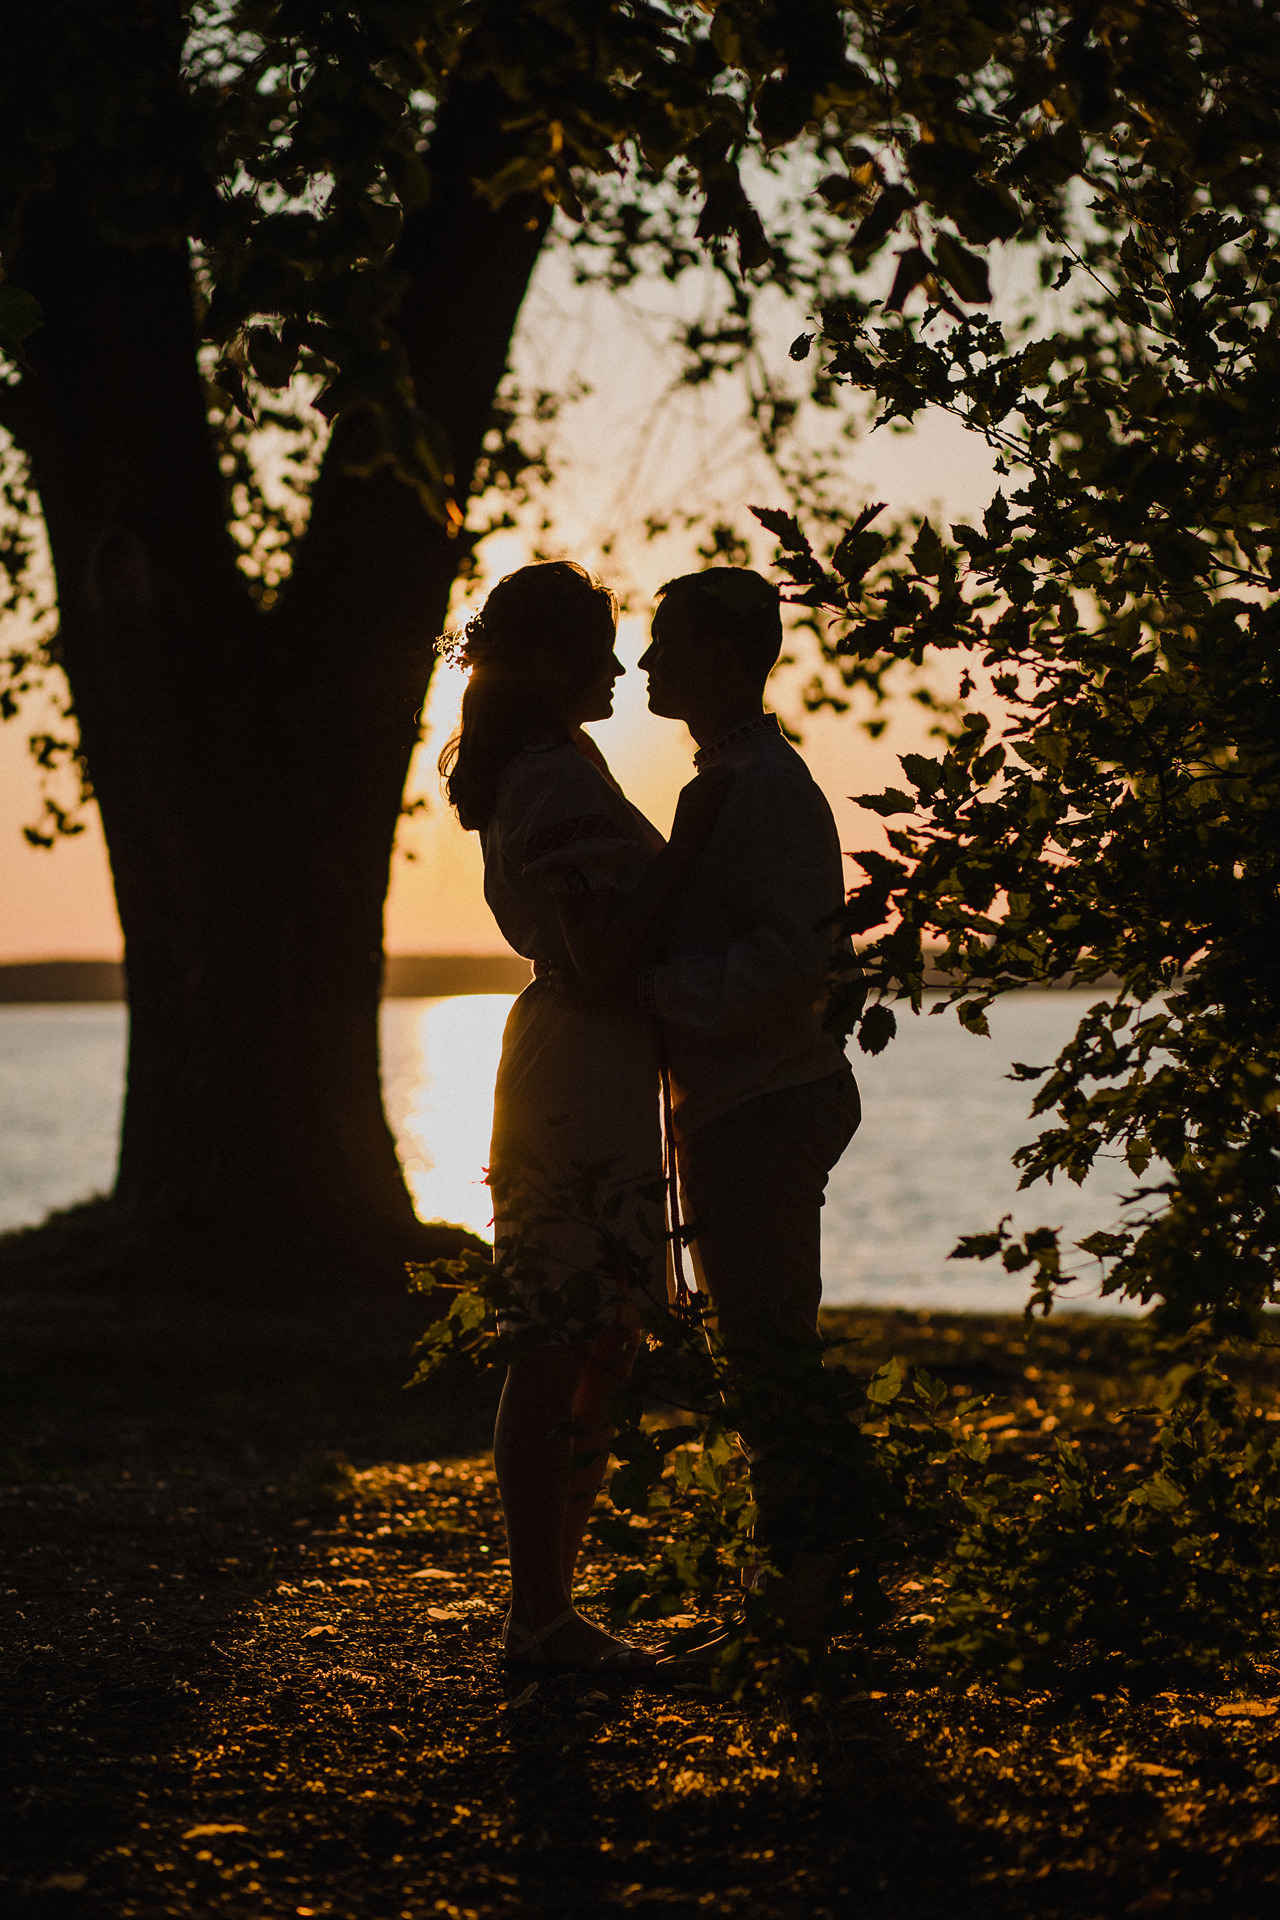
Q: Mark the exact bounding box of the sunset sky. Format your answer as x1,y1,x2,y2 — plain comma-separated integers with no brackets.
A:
0,249,1004,963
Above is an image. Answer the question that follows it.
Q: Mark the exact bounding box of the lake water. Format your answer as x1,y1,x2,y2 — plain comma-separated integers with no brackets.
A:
0,993,1142,1314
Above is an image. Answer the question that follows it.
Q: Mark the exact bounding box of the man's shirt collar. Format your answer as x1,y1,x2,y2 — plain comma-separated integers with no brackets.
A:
692,711,782,769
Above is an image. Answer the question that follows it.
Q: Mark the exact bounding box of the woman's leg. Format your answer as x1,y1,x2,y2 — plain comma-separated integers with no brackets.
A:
493,1324,654,1665
561,1307,641,1591
493,1343,587,1630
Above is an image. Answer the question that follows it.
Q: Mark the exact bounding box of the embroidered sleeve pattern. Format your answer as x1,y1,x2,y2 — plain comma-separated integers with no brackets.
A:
520,812,623,871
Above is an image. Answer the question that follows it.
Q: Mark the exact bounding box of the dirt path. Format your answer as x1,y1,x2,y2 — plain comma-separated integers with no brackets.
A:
3,1289,1279,1917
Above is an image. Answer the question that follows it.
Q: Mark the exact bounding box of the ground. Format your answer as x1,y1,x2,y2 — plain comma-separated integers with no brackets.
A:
2,1281,1278,1919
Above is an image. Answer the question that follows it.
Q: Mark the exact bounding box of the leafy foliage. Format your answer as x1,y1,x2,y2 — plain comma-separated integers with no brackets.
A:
932,1362,1280,1689
21,2,1264,828
735,2,1280,1335
1,2,882,537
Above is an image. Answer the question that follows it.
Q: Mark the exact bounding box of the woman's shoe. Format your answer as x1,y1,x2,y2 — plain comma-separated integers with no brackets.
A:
501,1607,657,1672
501,1606,575,1667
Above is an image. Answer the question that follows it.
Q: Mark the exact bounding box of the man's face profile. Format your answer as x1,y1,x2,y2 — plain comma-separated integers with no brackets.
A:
640,595,721,720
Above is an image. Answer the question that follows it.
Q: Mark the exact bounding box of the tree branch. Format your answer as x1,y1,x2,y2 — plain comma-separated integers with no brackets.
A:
284,77,554,661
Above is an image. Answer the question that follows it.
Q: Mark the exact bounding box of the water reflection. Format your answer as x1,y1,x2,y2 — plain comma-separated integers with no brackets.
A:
0,994,1145,1313
824,992,1143,1314
0,1005,127,1233
380,995,511,1238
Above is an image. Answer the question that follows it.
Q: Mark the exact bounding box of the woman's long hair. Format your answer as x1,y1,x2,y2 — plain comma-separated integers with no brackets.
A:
438,560,618,831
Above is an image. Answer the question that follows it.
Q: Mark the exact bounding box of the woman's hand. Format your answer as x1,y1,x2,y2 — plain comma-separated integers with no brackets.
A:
669,765,733,855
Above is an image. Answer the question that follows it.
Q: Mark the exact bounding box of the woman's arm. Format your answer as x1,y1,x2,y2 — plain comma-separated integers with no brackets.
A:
553,769,730,987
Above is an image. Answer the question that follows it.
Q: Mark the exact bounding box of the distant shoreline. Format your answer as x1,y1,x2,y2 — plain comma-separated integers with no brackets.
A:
0,955,534,1003
0,953,1118,1003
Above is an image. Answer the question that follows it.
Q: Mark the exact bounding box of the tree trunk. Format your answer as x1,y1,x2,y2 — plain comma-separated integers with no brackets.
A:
7,82,551,1273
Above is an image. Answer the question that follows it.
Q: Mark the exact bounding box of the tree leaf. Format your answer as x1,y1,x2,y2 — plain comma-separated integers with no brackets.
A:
213,359,255,423
885,248,933,314
246,326,298,389
910,519,947,578
854,787,915,816
857,1003,898,1054
832,526,886,582
850,183,917,258
933,231,991,304
748,505,809,554
866,1357,904,1404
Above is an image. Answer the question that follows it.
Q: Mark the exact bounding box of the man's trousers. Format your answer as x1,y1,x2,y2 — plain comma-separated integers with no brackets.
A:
677,1065,861,1563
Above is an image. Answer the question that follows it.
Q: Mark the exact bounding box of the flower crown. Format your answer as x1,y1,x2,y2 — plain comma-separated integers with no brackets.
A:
435,606,489,670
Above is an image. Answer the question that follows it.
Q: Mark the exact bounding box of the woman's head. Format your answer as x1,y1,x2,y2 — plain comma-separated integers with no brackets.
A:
439,561,621,830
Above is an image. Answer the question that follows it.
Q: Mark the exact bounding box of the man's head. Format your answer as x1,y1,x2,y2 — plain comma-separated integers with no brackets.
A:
640,569,783,729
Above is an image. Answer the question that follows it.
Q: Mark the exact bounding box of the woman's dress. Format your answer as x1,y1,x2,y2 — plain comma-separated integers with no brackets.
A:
482,743,666,1341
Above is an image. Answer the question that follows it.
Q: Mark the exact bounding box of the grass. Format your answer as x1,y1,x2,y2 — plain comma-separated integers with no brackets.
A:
2,1279,1279,1918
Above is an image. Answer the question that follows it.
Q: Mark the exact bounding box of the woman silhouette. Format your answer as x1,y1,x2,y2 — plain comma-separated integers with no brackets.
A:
440,560,727,1670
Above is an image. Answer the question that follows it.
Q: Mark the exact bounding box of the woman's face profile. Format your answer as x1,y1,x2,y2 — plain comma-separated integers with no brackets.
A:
538,615,622,727
573,632,624,725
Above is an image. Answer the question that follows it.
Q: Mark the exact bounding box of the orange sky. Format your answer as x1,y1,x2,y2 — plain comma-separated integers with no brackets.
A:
0,248,1006,963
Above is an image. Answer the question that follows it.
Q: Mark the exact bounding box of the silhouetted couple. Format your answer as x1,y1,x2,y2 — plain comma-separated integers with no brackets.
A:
440,560,859,1671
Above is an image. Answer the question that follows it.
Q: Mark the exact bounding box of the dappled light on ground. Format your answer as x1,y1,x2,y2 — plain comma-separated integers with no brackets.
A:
4,1296,1280,1916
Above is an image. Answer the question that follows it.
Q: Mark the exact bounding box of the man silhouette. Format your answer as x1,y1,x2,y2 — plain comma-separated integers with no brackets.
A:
638,568,861,1637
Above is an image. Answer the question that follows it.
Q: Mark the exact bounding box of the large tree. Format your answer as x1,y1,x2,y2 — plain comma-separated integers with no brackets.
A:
0,1,870,1267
